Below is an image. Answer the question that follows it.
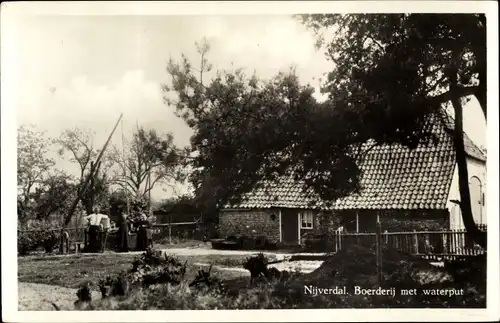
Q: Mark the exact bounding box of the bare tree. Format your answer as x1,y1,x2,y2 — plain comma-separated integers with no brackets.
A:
54,127,112,213
109,126,183,200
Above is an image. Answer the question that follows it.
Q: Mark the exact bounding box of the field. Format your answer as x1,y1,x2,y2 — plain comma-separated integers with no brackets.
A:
17,244,487,310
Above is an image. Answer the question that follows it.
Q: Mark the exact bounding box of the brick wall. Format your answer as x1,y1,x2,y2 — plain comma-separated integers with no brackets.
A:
219,209,280,242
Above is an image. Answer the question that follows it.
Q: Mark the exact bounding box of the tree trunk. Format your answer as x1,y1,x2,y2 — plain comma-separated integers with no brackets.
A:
476,67,487,120
450,83,487,248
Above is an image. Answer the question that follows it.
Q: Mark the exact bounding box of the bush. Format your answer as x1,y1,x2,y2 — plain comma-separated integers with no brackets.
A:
97,248,189,300
18,220,61,255
243,253,269,280
75,281,93,304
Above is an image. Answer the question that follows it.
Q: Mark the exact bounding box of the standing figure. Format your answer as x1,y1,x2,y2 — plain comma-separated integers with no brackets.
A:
136,213,151,251
82,206,110,253
117,207,130,252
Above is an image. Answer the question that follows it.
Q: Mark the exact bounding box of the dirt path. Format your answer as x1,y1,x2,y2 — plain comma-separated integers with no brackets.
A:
160,247,325,260
18,282,99,311
194,260,323,274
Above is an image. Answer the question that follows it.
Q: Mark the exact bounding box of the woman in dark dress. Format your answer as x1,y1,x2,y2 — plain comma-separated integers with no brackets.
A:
117,208,130,252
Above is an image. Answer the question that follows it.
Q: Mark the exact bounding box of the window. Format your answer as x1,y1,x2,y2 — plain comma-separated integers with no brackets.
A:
300,212,313,229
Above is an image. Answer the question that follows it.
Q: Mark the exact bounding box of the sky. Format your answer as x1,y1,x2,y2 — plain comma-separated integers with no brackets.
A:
9,14,487,201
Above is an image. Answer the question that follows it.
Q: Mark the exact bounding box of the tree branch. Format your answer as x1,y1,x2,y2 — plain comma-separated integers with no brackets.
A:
429,85,480,107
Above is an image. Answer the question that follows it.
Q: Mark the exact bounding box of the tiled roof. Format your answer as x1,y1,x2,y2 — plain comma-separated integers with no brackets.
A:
224,113,484,211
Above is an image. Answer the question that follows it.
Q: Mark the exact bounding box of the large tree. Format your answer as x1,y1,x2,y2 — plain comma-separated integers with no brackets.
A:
162,40,360,208
17,125,55,221
30,171,77,222
109,126,182,202
297,14,487,247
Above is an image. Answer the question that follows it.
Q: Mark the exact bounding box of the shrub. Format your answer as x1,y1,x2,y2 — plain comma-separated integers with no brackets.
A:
94,248,189,302
131,247,165,271
75,281,93,304
17,220,61,255
243,253,269,281
189,265,225,292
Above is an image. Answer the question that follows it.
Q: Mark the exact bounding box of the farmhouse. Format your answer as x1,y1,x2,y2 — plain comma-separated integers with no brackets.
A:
219,114,486,245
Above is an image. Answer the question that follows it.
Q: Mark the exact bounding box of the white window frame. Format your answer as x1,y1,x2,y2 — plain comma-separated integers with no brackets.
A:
299,211,314,229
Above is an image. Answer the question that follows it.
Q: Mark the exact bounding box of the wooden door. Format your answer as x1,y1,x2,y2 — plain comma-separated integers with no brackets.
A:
281,209,299,245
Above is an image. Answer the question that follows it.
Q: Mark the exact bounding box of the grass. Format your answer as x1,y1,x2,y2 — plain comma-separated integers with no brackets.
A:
19,245,486,310
18,252,253,289
154,239,210,249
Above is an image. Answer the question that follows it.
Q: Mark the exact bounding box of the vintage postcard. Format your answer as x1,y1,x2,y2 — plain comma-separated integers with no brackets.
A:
1,1,499,322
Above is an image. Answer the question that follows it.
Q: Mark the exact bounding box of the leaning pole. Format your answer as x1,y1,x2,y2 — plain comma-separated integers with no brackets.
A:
63,113,124,227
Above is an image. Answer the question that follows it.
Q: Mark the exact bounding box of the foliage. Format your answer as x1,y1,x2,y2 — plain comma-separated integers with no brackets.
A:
75,281,93,306
156,194,195,212
130,247,168,271
17,125,55,221
297,13,487,246
189,265,224,291
109,126,184,200
54,128,100,180
98,272,131,298
108,189,150,223
17,220,62,255
298,14,486,116
29,172,78,220
18,246,484,309
242,253,269,280
163,42,364,207
84,244,485,309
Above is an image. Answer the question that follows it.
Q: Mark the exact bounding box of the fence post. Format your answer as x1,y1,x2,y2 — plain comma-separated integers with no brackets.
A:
425,232,430,253
384,230,388,244
442,231,448,254
169,214,172,245
376,221,383,285
59,229,64,254
66,231,70,253
413,230,419,255
334,230,338,252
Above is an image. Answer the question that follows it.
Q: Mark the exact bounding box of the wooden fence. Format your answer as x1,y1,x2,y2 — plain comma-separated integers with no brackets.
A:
18,219,203,255
18,227,87,254
150,219,205,243
330,227,487,262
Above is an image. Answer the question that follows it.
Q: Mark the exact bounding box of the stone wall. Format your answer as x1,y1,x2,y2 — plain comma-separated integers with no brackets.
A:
219,209,280,242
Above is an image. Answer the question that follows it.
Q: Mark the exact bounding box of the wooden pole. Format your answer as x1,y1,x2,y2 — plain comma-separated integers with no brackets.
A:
59,229,64,254
64,113,124,226
89,161,95,212
413,229,419,254
148,169,152,217
169,214,172,244
375,221,383,285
